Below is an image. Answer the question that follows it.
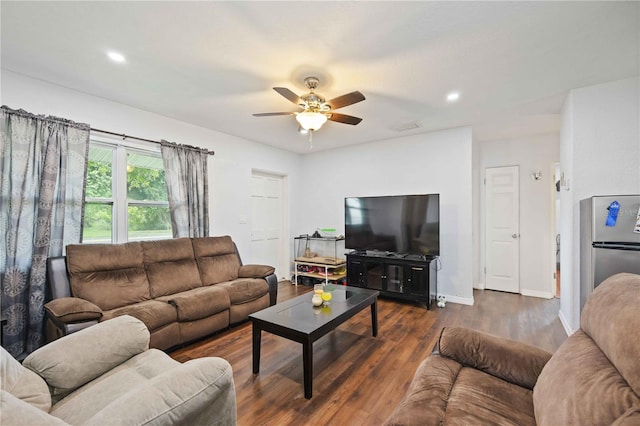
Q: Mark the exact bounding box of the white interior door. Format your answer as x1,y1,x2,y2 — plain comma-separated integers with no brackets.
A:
250,171,285,280
485,166,520,293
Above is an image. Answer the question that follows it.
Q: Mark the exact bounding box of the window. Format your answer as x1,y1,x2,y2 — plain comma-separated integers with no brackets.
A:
83,140,172,243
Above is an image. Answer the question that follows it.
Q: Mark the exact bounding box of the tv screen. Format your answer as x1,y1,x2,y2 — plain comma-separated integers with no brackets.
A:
345,194,439,256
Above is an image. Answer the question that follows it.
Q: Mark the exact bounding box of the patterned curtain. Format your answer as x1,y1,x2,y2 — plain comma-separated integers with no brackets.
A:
0,106,90,358
160,140,210,238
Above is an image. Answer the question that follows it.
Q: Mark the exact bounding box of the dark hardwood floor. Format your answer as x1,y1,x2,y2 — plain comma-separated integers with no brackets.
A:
170,282,567,425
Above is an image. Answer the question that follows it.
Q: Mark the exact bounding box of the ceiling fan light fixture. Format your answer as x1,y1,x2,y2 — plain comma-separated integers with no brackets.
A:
296,111,327,131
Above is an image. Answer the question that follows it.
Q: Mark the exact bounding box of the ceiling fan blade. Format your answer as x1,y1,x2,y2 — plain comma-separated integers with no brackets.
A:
326,91,366,110
328,113,363,125
253,112,295,117
273,87,301,105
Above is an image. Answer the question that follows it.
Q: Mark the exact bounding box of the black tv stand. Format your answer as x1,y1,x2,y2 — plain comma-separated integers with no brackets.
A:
346,251,437,309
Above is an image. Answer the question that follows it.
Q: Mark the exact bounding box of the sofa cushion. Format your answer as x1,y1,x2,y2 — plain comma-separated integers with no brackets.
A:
533,329,640,425
580,273,640,395
82,358,235,426
49,348,179,424
66,242,150,310
1,347,51,412
141,238,203,298
192,235,237,256
164,286,230,322
448,367,535,425
101,300,177,331
192,236,241,284
218,278,269,305
23,316,149,400
50,350,234,426
44,297,103,323
228,293,270,324
384,354,536,426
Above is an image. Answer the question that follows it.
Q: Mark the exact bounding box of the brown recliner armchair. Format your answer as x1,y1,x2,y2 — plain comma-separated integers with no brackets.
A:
384,273,640,425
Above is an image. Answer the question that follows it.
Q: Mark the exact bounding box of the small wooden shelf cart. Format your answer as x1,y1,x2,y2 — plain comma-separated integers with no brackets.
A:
293,236,346,286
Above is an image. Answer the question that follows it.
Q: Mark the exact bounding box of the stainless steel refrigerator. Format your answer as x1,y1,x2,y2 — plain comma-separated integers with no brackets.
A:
580,195,640,310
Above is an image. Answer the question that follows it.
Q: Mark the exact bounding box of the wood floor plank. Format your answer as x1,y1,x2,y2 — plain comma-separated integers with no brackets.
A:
169,282,567,425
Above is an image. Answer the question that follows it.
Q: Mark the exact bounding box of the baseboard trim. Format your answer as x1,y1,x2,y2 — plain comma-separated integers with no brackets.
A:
474,282,486,290
441,294,474,306
558,309,573,336
520,289,554,299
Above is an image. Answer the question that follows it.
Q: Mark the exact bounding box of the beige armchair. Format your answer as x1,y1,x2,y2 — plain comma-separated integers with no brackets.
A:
1,315,236,425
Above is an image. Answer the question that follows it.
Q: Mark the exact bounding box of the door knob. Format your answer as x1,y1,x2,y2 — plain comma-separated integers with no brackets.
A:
512,233,519,239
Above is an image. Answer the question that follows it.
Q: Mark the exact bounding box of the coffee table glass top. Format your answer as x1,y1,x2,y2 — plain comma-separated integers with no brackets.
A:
249,284,378,334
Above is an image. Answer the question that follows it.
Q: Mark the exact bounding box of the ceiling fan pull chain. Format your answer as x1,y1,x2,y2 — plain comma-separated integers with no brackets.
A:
309,129,313,148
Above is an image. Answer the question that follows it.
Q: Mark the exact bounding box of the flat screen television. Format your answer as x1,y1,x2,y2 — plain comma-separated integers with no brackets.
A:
345,194,439,256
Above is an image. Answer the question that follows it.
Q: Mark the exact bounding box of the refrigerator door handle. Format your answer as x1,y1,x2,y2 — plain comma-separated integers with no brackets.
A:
593,242,640,251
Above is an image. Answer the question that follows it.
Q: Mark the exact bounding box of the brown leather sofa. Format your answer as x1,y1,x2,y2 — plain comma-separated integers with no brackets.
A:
384,273,640,425
45,236,278,350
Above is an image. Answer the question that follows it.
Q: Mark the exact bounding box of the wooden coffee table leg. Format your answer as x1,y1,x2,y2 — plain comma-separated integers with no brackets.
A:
303,339,313,399
371,300,378,337
252,323,261,374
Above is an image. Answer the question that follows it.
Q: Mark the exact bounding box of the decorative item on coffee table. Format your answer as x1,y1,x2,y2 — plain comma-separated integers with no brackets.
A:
312,285,323,306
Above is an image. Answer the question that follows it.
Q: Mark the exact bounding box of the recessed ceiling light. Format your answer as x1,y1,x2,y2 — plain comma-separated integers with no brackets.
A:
446,91,460,102
107,51,126,63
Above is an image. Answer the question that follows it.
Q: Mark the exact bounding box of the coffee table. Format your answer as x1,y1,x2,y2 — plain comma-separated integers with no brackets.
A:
249,284,379,399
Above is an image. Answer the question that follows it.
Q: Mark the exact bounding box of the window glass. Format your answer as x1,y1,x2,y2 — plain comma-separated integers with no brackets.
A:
82,140,171,243
83,203,113,243
86,145,113,199
127,153,168,202
128,205,172,241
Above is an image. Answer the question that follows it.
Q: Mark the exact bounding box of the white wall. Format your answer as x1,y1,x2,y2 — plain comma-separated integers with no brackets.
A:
1,71,303,267
559,76,640,333
297,127,474,303
475,133,560,297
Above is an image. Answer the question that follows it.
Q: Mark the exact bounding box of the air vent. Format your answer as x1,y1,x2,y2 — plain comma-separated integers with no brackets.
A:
392,121,421,132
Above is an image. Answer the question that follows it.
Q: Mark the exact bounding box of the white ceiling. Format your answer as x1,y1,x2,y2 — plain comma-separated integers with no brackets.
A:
2,1,638,154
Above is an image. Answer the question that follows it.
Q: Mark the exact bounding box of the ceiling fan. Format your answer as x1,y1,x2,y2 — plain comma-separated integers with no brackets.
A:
253,77,365,137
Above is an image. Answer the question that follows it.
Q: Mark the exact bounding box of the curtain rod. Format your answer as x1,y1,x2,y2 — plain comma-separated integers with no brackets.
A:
90,127,215,155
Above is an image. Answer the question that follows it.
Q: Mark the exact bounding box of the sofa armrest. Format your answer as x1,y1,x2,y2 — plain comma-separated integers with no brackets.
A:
238,264,275,278
436,327,552,390
45,297,102,324
238,265,278,306
83,357,236,426
23,315,150,399
264,273,278,306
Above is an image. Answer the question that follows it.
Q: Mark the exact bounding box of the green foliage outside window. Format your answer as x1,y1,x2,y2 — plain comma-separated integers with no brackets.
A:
83,145,172,242
86,160,112,198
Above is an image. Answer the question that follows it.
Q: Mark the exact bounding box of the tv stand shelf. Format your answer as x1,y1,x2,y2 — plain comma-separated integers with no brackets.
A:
346,252,437,309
